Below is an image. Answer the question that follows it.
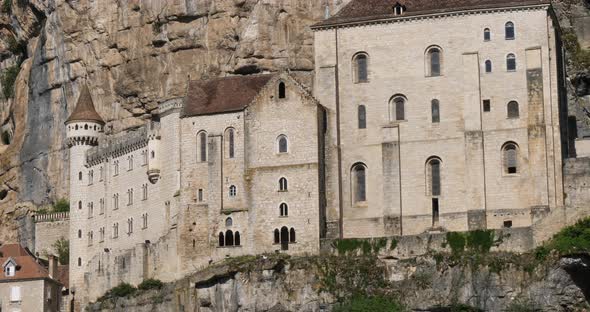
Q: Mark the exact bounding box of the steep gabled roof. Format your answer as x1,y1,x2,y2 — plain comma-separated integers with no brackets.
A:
0,244,57,283
313,0,551,28
65,84,105,125
183,74,274,117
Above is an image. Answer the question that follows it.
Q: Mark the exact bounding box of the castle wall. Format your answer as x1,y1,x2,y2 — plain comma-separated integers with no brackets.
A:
313,7,564,238
34,213,69,259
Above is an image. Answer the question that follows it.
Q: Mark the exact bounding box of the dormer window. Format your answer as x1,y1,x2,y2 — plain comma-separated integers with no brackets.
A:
393,3,406,16
4,261,16,277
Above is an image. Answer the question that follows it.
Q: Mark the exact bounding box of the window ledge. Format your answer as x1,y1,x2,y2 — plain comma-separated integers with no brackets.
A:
503,173,520,177
353,202,368,208
278,190,288,193
505,37,515,40
279,215,289,218
354,80,370,84
217,245,242,249
425,74,443,78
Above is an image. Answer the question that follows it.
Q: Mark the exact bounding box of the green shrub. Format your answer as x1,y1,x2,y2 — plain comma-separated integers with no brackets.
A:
138,278,163,291
1,0,10,13
53,198,69,212
466,230,494,253
446,232,466,255
2,65,19,99
333,295,405,312
562,29,590,70
6,35,26,55
104,283,136,298
547,217,590,254
52,237,69,265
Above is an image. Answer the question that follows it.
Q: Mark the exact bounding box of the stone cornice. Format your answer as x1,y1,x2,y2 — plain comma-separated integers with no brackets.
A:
311,4,550,31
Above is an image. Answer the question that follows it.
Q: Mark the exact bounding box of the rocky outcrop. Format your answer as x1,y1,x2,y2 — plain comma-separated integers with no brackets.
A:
87,253,590,312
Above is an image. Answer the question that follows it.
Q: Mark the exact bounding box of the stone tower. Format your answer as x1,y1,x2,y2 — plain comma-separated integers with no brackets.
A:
64,84,104,305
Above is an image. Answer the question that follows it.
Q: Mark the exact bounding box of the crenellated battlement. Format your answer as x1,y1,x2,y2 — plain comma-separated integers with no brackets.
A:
86,126,148,166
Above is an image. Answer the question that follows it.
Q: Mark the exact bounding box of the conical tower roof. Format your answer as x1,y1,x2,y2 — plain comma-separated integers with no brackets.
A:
65,84,105,125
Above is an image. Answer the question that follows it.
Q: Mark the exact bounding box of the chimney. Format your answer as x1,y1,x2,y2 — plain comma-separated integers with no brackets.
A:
48,255,58,280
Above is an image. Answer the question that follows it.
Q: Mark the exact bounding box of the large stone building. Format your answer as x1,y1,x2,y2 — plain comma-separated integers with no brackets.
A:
64,0,570,308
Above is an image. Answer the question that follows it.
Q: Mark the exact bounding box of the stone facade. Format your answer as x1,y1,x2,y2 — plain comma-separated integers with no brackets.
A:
312,3,567,238
63,2,577,310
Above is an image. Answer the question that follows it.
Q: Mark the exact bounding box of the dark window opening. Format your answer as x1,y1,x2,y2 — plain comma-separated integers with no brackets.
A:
507,54,516,71
431,99,440,123
503,220,513,228
219,232,225,247
505,22,515,40
199,132,207,162
430,159,441,196
432,198,440,227
235,232,241,246
507,101,519,118
228,129,235,158
274,229,280,244
280,227,289,250
484,28,491,41
358,105,367,129
485,60,492,73
278,82,286,99
225,230,234,246
289,228,296,243
429,48,441,76
353,164,366,202
483,100,491,112
278,136,288,153
355,54,368,83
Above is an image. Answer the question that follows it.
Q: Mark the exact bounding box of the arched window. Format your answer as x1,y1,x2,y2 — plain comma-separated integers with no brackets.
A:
225,230,234,246
198,131,208,162
219,232,225,247
506,53,516,71
289,228,296,243
274,229,280,244
229,185,237,197
78,171,82,181
78,229,82,238
485,60,492,73
502,142,519,174
507,101,519,118
431,99,440,123
505,22,515,40
151,151,155,159
278,135,288,153
352,163,367,203
84,124,88,130
225,217,233,227
278,82,286,99
390,95,406,121
353,53,368,83
279,177,288,191
426,157,442,196
235,232,241,246
484,28,491,41
280,203,288,217
393,3,406,15
358,105,366,129
226,128,235,159
426,47,442,77
280,226,289,250
78,257,82,267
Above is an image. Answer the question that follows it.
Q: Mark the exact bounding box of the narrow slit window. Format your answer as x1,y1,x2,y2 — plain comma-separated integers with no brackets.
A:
431,99,440,123
358,105,366,129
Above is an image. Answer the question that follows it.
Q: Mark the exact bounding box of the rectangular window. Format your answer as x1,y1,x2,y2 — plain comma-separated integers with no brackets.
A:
198,189,203,202
431,162,441,196
503,220,513,228
10,286,21,302
483,100,491,112
432,198,440,226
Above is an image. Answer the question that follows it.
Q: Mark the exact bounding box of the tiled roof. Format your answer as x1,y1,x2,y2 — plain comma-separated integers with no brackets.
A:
313,0,551,28
0,244,50,282
183,74,274,117
65,84,105,125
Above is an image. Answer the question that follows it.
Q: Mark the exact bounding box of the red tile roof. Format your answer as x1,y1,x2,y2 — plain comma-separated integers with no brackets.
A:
65,84,105,125
183,74,274,117
313,0,551,28
0,244,65,286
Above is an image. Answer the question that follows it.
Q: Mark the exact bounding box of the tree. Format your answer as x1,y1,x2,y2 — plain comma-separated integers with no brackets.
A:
52,237,69,265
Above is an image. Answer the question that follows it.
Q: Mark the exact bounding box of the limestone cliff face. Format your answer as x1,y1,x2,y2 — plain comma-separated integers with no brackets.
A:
86,254,590,311
0,0,350,243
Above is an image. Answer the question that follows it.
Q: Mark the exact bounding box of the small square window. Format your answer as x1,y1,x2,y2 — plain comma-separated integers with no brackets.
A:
483,100,491,112
503,220,513,228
